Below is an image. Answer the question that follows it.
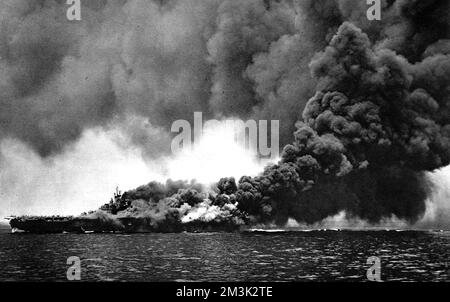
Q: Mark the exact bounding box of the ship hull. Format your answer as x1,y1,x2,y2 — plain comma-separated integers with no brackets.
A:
9,217,241,234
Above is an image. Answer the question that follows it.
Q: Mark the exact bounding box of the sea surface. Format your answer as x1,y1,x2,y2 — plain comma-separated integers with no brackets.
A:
0,229,448,282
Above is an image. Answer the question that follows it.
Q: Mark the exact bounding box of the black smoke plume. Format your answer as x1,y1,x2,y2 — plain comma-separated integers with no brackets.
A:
101,2,449,227
2,0,449,227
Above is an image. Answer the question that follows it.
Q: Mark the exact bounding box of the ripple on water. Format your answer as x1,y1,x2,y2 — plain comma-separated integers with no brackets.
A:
0,231,448,281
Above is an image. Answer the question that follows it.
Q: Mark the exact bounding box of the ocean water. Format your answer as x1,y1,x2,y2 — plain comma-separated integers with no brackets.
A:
0,229,448,282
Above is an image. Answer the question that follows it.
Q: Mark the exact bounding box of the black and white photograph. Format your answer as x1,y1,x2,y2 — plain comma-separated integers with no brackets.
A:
0,0,449,289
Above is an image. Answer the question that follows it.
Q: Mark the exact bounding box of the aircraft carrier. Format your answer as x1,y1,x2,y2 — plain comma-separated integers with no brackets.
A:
7,215,241,234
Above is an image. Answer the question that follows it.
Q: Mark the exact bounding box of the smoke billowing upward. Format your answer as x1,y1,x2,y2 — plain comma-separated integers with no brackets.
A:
1,0,449,228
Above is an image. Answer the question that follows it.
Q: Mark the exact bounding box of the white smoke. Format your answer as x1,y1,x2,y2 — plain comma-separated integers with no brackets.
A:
415,166,450,230
0,127,164,221
166,120,275,184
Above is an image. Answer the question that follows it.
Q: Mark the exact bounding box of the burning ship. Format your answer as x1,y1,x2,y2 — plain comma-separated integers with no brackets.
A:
8,216,242,234
4,1,450,234
8,184,246,234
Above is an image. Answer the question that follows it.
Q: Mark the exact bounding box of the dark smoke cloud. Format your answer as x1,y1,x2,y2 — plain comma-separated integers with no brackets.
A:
234,21,449,224
1,0,447,157
2,0,450,227
207,0,296,116
0,0,317,156
101,179,204,214
0,0,219,157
